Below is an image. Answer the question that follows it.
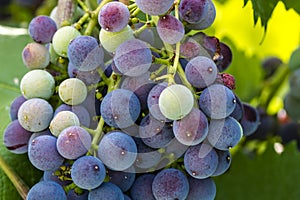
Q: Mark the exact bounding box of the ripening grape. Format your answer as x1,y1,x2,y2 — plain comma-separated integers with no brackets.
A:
26,181,67,200
114,39,152,76
187,177,216,200
156,14,185,44
28,15,57,44
98,2,130,32
179,0,210,24
135,0,174,16
49,111,80,137
107,167,136,192
88,182,124,200
22,42,50,69
159,84,194,120
58,78,88,105
130,174,156,200
9,95,26,121
67,62,101,86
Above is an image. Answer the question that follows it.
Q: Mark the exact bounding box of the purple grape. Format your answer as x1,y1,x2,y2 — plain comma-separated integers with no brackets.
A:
240,103,260,136
184,143,218,179
212,149,231,176
26,181,67,200
3,120,32,154
100,89,141,128
107,167,136,192
173,108,208,146
230,94,244,121
22,42,50,69
124,194,132,200
207,117,243,150
187,177,216,200
216,42,233,72
71,156,106,190
28,15,57,44
98,131,137,171
88,182,124,200
98,2,130,32
66,189,89,200
67,62,101,86
139,115,174,149
185,56,218,88
56,126,92,160
135,0,174,16
28,135,64,171
156,14,185,44
152,168,189,200
113,39,152,77
68,35,104,71
9,95,26,121
130,174,156,200
199,84,236,119
180,38,202,60
179,0,210,24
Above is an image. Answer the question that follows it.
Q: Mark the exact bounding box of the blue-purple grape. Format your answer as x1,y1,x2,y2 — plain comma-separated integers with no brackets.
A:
113,39,152,76
230,94,244,121
98,131,137,171
56,126,92,159
135,0,174,15
71,156,106,190
67,62,101,86
28,135,64,171
100,89,141,128
187,177,216,200
9,95,26,121
66,189,89,200
98,2,130,32
184,143,218,179
3,120,32,154
240,103,260,136
68,35,104,71
22,42,50,69
107,167,136,192
28,15,57,44
152,168,189,200
130,174,156,200
212,149,231,176
179,0,210,24
156,14,185,44
26,181,67,200
88,182,124,200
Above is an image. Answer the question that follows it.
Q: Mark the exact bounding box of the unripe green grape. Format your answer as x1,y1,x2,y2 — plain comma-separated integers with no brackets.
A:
22,42,50,69
20,69,55,100
58,78,88,105
158,84,194,120
99,25,134,52
49,111,80,137
52,26,81,57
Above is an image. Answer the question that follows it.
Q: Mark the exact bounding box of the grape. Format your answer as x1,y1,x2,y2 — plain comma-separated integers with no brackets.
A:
261,56,282,79
58,78,88,106
43,167,72,186
179,0,210,24
124,194,132,200
56,126,92,159
99,25,134,52
135,0,174,16
289,69,300,99
180,38,210,60
88,182,124,200
152,168,189,200
173,108,208,146
184,143,219,179
139,114,174,148
187,177,216,200
207,117,243,150
130,174,156,200
113,39,152,77
28,15,57,44
212,149,231,176
107,167,136,192
98,131,137,171
98,2,130,32
135,23,155,47
71,156,106,190
216,42,233,72
199,84,236,119
67,62,101,86
3,120,32,154
52,26,81,57
185,56,218,88
100,89,141,129
20,69,55,100
22,42,50,69
158,84,194,120
230,95,244,121
156,14,185,44
66,189,89,200
28,135,64,171
18,98,53,132
284,92,300,121
289,46,300,70
26,181,67,200
9,95,26,121
68,35,104,71
240,103,260,136
49,111,80,137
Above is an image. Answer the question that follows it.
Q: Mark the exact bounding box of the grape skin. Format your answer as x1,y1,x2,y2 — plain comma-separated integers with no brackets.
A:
49,111,80,137
135,0,174,16
179,0,209,24
107,167,136,192
240,103,260,136
26,181,67,200
130,174,156,200
212,149,231,176
22,42,50,69
71,156,106,190
88,182,124,200
9,95,26,121
187,176,216,200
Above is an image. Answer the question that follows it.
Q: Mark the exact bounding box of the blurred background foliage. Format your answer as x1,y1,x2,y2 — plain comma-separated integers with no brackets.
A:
1,0,300,199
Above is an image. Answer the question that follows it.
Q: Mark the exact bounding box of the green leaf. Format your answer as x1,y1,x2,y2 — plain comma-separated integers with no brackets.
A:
215,141,300,200
0,33,43,200
281,0,300,14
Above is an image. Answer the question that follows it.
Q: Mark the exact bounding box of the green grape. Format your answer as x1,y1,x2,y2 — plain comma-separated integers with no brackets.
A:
52,26,81,57
20,69,55,100
158,84,194,120
289,46,300,71
49,111,80,137
58,78,88,105
99,25,134,52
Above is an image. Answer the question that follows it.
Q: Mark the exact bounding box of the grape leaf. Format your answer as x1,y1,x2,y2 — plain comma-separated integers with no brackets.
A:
281,0,300,14
0,33,43,200
215,141,300,200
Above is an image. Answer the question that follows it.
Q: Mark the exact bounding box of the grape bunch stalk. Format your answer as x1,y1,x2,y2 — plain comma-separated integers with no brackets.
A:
3,0,260,199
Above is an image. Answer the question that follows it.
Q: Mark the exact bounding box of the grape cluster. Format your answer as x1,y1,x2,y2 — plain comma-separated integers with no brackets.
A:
3,0,260,199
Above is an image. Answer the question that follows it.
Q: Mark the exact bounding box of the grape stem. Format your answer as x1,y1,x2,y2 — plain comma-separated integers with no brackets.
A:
0,154,29,200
